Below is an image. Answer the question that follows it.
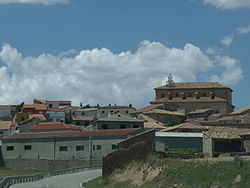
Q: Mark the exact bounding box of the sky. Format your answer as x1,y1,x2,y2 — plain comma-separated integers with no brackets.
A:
0,0,249,109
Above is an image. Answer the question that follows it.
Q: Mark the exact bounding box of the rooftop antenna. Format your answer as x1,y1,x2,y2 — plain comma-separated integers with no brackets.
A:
166,73,175,87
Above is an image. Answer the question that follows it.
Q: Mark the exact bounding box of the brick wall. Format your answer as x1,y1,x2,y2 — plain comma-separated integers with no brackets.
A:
103,130,155,176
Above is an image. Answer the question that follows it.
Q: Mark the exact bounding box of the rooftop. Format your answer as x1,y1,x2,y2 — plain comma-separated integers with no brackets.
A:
155,82,231,90
98,105,135,110
144,109,185,116
0,121,17,130
3,128,141,140
156,132,203,138
203,127,250,139
137,114,166,129
188,109,213,115
23,104,48,111
31,123,80,131
160,123,209,132
229,106,250,116
130,104,163,114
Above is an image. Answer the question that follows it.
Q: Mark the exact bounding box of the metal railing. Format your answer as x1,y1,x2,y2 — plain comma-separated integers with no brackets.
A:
0,173,43,188
0,164,102,188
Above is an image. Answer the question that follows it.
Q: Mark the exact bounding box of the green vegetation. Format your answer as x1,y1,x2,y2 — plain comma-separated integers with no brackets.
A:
0,167,42,178
168,148,202,153
84,154,250,188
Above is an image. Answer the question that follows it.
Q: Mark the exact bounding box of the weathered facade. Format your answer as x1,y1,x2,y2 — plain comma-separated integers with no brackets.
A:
150,77,233,115
2,129,142,160
97,105,135,118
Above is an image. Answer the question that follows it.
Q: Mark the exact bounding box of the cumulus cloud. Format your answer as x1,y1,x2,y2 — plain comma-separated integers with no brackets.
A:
204,0,250,9
210,56,242,85
220,34,234,47
0,0,70,5
0,41,242,107
237,25,250,34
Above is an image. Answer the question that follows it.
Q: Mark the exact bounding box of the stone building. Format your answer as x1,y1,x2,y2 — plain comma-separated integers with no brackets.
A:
97,105,135,118
150,75,233,115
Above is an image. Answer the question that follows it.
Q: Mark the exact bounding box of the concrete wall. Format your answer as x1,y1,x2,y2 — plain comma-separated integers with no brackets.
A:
47,111,65,123
46,101,60,109
2,137,123,160
96,121,144,130
4,158,102,171
97,108,135,118
203,134,213,157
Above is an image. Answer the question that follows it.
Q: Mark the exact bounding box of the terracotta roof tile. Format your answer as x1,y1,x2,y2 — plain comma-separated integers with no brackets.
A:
229,106,250,115
151,97,227,104
23,104,48,111
144,109,185,116
203,127,250,139
0,121,16,130
31,123,80,131
3,128,141,140
161,123,209,132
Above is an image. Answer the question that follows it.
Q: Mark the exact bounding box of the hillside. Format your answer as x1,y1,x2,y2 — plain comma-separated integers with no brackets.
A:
84,154,250,188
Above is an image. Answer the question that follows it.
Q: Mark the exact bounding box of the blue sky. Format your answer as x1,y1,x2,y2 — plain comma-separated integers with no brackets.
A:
0,0,249,109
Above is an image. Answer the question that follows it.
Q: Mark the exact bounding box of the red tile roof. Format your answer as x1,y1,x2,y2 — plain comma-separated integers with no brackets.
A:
31,123,80,132
47,108,64,112
3,128,141,140
23,104,48,111
0,121,16,130
29,114,46,120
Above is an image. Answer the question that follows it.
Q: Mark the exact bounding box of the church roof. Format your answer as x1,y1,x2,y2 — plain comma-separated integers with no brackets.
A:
155,82,231,90
150,97,227,104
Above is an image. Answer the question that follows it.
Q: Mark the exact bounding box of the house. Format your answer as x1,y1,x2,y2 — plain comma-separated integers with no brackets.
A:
0,106,11,119
203,127,249,157
2,128,143,160
150,75,234,114
71,108,97,126
95,114,144,130
30,122,81,132
130,104,164,117
97,104,135,118
229,106,250,116
22,104,48,114
187,109,215,121
155,132,203,151
34,99,71,109
0,121,18,137
143,109,186,126
72,116,95,127
46,108,65,123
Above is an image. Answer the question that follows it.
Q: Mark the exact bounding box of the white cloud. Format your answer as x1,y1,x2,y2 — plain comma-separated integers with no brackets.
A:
0,41,242,107
237,25,250,34
220,34,234,47
204,0,250,9
210,56,242,85
0,0,70,5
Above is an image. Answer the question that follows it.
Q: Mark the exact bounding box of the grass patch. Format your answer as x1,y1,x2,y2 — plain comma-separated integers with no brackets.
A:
0,167,42,179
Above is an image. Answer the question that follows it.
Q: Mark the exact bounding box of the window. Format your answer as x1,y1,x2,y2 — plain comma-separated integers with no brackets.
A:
133,124,139,128
189,93,192,97
7,146,14,151
175,93,179,97
72,112,75,116
76,146,85,151
59,146,67,151
82,112,85,116
96,145,102,150
24,145,32,150
93,145,95,150
203,92,206,97
126,110,129,114
102,124,108,129
102,110,105,114
161,94,165,98
120,125,126,129
49,104,53,108
111,144,117,150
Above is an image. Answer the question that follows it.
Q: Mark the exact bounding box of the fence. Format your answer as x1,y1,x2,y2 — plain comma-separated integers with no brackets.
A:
0,164,102,188
0,173,43,188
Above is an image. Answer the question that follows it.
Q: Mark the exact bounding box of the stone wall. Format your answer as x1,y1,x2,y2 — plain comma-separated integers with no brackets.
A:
103,130,155,176
161,152,204,159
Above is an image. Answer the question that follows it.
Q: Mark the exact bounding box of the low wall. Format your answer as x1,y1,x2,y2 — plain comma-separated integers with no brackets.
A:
103,130,155,176
161,152,204,159
4,158,102,171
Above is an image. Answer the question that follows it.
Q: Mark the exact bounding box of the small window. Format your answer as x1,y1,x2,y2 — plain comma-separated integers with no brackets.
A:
189,93,192,97
7,146,14,151
126,110,129,114
161,94,165,98
82,112,85,116
133,124,139,128
102,124,108,129
72,112,75,116
111,144,117,150
175,93,179,97
203,92,206,97
76,146,85,151
120,125,126,129
102,111,105,114
93,145,95,150
96,145,102,150
24,145,32,150
49,104,53,108
59,146,67,151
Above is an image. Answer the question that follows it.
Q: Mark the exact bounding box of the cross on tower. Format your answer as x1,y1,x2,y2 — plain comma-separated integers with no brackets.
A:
166,73,175,87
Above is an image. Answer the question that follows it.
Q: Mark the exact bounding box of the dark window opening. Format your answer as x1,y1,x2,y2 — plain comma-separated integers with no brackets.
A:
24,145,32,150
120,125,126,129
96,145,102,150
93,145,95,150
102,111,105,114
126,110,129,114
112,144,117,150
82,112,85,115
102,124,108,129
59,146,67,151
7,146,14,151
161,94,165,98
49,104,53,108
76,146,85,151
175,93,179,97
189,93,192,97
203,92,206,97
133,124,139,128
